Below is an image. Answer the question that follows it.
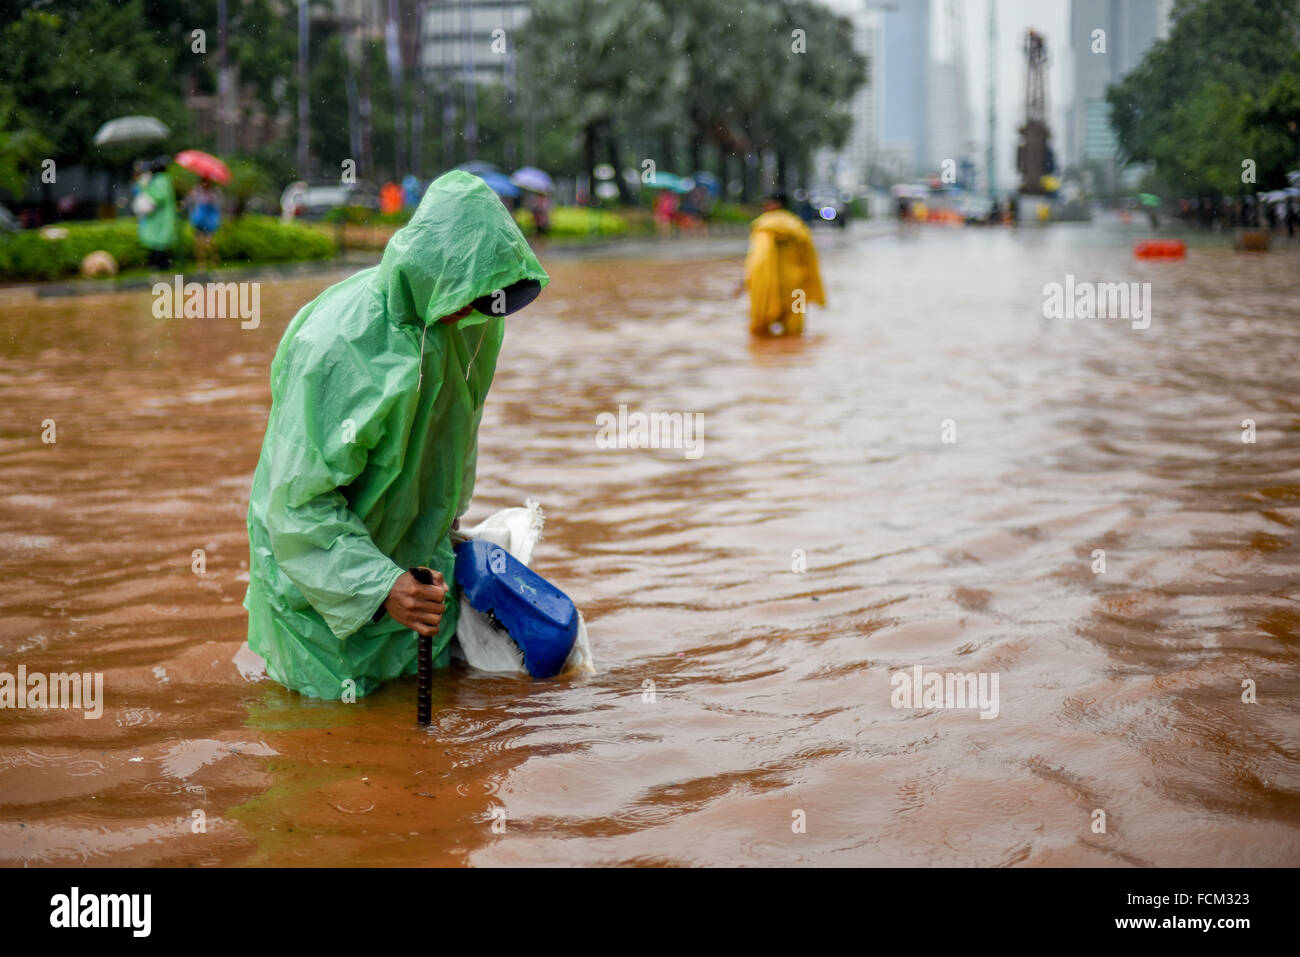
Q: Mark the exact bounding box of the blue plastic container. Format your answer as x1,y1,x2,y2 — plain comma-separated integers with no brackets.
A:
453,540,578,678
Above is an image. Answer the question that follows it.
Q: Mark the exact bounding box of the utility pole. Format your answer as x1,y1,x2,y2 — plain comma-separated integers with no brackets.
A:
217,0,233,155
297,0,310,178
342,8,363,175
986,0,997,201
460,0,479,161
386,0,406,177
411,1,427,178
503,2,517,170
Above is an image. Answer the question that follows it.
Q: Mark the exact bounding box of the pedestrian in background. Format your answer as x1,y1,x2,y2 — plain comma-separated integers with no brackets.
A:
653,189,678,237
133,156,177,271
740,192,825,337
186,177,222,268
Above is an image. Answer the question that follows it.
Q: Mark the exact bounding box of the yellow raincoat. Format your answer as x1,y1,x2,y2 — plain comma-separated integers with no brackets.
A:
743,209,825,336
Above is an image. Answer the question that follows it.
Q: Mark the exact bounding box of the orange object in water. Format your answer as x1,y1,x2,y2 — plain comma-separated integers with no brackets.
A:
1134,239,1186,259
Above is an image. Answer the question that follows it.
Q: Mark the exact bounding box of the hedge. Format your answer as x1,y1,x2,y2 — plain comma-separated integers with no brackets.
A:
211,215,335,264
0,215,335,282
513,205,630,237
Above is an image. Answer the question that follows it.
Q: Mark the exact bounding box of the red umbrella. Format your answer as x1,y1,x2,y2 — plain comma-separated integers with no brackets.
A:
174,149,231,185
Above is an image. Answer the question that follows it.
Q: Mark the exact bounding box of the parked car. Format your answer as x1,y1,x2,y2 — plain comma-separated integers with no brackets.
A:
280,181,380,221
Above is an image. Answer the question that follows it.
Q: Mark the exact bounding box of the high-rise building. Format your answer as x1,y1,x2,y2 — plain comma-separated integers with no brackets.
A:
814,0,886,190
1065,0,1171,184
421,0,530,85
929,0,974,182
881,0,931,177
818,0,971,189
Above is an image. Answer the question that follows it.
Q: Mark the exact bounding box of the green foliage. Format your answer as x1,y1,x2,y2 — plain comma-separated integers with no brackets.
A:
211,215,334,263
709,202,759,224
1244,53,1300,187
0,0,866,210
1108,0,1300,193
0,219,175,280
513,205,629,236
517,0,866,193
224,158,277,215
132,0,298,115
0,215,333,281
309,30,355,177
323,205,372,225
323,206,412,226
0,0,190,164
553,206,629,235
0,88,50,199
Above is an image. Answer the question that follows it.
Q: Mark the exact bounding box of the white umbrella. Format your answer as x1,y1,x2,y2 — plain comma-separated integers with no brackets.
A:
93,115,170,148
510,166,555,194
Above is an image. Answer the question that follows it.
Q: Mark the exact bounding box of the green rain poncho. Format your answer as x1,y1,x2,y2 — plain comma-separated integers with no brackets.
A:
138,172,177,252
244,171,549,699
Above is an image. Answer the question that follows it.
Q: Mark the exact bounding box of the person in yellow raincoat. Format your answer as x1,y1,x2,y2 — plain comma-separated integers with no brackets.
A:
742,193,826,336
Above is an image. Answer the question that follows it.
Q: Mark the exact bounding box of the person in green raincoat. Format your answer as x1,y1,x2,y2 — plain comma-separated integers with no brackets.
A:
244,170,549,699
135,157,178,270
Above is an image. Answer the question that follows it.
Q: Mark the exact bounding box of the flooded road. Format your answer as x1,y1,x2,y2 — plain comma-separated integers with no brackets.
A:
2,221,1298,866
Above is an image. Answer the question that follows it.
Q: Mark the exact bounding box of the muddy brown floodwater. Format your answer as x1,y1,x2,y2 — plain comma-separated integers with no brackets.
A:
1,221,1298,866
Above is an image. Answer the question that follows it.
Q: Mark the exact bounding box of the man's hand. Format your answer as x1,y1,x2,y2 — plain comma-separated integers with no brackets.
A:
383,569,446,637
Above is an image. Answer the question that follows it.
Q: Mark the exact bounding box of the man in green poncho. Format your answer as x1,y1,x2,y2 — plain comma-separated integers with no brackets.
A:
244,171,549,699
135,157,178,270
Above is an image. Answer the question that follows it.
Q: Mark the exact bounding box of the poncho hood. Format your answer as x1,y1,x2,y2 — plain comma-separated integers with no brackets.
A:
378,170,549,327
750,207,813,242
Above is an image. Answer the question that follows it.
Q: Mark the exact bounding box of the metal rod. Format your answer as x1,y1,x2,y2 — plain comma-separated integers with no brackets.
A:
410,566,435,726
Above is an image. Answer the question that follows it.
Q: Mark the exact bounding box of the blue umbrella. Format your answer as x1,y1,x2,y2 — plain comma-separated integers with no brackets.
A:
692,171,722,196
474,170,520,198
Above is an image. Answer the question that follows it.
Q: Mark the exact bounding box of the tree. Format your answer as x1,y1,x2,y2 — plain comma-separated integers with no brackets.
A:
519,0,678,202
1108,0,1300,194
1245,53,1300,188
520,0,866,203
753,0,866,191
0,90,50,200
0,1,190,162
